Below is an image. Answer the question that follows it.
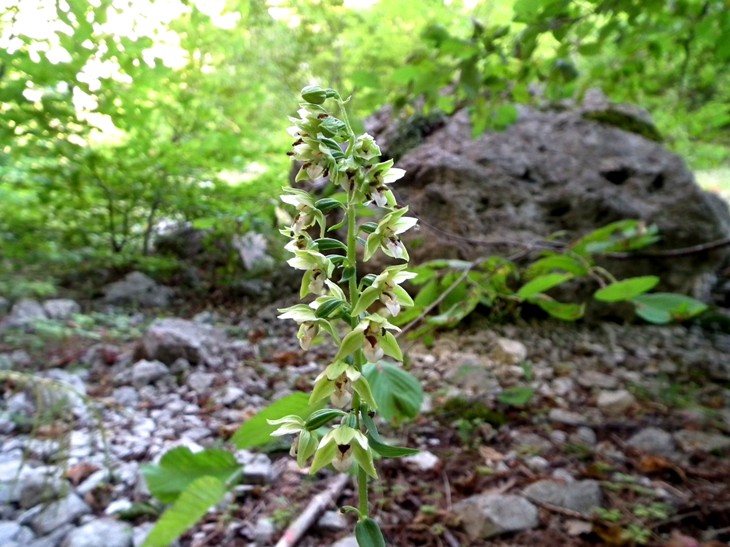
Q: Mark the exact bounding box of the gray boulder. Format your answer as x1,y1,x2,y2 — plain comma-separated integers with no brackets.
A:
627,427,676,457
129,359,169,388
141,318,227,367
1,299,47,329
365,98,730,300
102,272,173,308
452,493,538,540
42,299,81,320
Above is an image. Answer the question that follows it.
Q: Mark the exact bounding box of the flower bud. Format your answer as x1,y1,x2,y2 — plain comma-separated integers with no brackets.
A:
301,85,328,104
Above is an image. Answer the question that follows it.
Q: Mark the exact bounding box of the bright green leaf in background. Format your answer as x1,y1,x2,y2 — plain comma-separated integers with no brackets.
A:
141,447,240,504
594,276,660,302
517,273,573,300
232,392,323,449
364,362,423,423
631,293,709,324
142,476,226,547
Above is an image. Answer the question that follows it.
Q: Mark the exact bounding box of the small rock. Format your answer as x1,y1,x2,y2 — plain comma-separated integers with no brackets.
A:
112,386,139,407
27,523,74,547
523,479,602,516
674,430,730,453
453,494,538,540
627,427,676,457
186,371,215,392
1,299,47,328
403,451,440,472
130,359,169,387
316,510,348,533
0,296,9,315
548,408,585,425
0,521,35,544
597,389,635,415
42,299,81,320
253,517,275,544
30,493,90,535
491,338,528,365
569,427,597,447
19,471,67,508
239,452,274,484
577,370,618,389
512,432,552,454
61,518,133,547
330,536,358,547
217,386,245,406
76,469,109,496
525,456,550,471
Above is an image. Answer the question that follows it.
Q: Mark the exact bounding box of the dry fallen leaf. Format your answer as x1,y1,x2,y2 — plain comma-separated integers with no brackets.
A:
65,462,99,486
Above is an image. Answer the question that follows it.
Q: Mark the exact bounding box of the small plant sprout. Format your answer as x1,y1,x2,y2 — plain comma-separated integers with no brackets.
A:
273,85,420,545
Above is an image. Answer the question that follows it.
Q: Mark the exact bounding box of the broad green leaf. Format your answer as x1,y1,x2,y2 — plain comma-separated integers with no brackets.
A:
141,447,240,504
594,276,659,302
497,386,535,407
517,273,573,300
631,293,709,324
232,392,323,449
355,517,386,547
526,254,588,278
534,296,585,321
142,476,226,547
363,362,423,422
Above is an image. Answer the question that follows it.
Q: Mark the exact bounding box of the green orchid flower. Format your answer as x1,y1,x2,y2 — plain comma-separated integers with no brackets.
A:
268,415,319,467
277,303,338,349
280,187,326,236
333,314,402,363
364,207,418,262
310,425,378,478
287,249,335,298
352,265,416,317
310,361,377,409
361,159,405,208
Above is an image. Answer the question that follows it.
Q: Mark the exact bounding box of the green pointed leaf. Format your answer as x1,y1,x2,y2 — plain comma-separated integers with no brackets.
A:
355,517,386,547
360,222,378,234
333,330,365,362
232,392,323,449
142,476,226,547
363,363,423,422
310,439,338,475
305,409,347,430
517,273,573,300
353,376,378,410
352,287,380,316
631,292,708,324
141,447,240,504
594,276,659,302
315,237,348,252
352,443,378,479
315,298,346,318
526,254,588,278
380,331,403,361
534,296,584,321
297,430,319,467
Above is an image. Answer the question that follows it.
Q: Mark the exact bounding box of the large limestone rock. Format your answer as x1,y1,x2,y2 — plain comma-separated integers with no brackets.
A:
365,97,730,299
102,271,174,308
140,318,227,367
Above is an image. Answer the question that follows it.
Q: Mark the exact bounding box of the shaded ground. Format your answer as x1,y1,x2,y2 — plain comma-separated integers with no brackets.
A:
2,297,730,547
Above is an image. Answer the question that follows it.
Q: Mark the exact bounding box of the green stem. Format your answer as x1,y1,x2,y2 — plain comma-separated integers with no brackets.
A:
345,172,370,519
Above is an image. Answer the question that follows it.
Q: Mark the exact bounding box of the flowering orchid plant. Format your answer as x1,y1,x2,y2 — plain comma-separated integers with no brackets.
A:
272,86,419,545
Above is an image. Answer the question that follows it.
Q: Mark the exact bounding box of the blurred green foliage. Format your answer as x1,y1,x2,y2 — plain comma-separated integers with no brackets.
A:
1,0,727,288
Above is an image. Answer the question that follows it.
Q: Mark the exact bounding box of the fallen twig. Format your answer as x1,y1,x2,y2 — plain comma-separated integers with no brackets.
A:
274,473,349,547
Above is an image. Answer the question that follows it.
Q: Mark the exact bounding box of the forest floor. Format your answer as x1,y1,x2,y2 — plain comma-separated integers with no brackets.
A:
2,293,730,547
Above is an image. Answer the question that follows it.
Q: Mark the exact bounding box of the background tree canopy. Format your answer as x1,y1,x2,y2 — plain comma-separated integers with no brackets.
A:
1,0,728,289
